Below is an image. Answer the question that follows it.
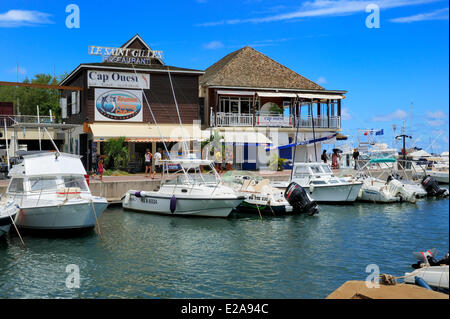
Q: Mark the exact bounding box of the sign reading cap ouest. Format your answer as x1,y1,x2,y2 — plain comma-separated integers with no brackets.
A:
88,70,150,89
95,89,143,122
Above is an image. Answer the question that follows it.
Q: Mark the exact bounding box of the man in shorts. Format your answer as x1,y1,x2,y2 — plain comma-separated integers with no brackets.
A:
152,148,162,179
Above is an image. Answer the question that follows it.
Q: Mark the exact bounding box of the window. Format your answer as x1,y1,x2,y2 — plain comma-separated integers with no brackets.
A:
218,97,253,114
29,177,58,192
310,166,322,174
321,165,332,174
63,176,88,191
8,178,24,193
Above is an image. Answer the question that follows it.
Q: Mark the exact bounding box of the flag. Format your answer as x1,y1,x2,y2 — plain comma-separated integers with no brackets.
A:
376,129,384,136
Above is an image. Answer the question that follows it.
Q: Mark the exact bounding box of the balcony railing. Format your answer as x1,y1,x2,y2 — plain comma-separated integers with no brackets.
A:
0,115,56,127
216,112,253,127
211,111,341,129
295,116,341,129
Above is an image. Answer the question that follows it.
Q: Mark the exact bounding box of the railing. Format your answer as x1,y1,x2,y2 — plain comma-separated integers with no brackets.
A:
210,112,340,129
216,112,253,127
295,116,340,129
0,115,56,127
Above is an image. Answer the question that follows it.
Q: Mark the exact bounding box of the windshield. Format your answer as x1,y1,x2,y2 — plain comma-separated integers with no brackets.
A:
321,165,332,174
29,177,58,192
63,176,89,191
310,165,323,174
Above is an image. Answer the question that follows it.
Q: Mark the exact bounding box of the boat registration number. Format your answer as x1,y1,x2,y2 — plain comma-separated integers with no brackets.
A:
140,197,158,204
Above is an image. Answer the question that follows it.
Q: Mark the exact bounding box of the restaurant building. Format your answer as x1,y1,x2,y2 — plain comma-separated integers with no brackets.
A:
59,35,204,171
199,46,347,170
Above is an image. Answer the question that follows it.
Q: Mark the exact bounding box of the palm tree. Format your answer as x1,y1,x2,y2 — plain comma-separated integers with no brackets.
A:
104,137,129,170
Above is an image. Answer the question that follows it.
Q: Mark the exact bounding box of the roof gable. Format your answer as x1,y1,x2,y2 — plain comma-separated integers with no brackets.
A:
200,46,323,90
120,34,163,65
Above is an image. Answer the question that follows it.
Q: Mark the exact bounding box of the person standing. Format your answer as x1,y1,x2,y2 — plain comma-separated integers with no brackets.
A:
144,148,153,177
331,150,340,169
214,149,223,174
352,148,360,170
152,148,162,179
98,158,104,181
321,150,328,163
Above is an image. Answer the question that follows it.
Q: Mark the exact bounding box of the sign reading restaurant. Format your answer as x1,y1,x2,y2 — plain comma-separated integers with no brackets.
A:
88,45,163,65
88,70,150,89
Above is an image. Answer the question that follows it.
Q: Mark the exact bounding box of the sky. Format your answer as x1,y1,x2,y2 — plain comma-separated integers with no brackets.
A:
0,0,449,153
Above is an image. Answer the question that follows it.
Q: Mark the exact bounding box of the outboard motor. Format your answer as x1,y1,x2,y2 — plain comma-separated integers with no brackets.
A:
284,182,319,216
421,176,448,197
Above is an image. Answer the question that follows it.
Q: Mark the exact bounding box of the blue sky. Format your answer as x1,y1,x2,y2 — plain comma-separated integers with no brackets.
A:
0,0,448,153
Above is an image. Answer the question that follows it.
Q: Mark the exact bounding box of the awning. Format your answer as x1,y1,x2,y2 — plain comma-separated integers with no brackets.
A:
89,123,202,142
223,131,272,145
297,93,344,100
256,92,297,98
217,90,256,96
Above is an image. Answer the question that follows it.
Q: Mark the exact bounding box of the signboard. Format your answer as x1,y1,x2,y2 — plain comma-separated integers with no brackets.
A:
256,115,292,127
88,46,163,65
94,89,143,122
88,70,150,89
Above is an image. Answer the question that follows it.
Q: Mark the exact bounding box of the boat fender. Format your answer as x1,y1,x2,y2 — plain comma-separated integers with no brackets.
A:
309,184,315,194
414,277,432,290
170,195,176,213
134,191,142,198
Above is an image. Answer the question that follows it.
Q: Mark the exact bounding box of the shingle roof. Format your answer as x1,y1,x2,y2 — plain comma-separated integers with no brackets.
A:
200,46,323,90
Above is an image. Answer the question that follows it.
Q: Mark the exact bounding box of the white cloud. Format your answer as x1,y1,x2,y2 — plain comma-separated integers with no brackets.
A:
8,66,27,75
425,110,448,127
341,107,352,120
316,76,327,84
372,109,408,122
0,9,53,27
390,7,448,23
197,0,439,26
203,40,225,50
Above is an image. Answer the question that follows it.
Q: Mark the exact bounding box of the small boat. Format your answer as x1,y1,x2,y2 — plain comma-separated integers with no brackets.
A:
276,163,363,203
404,249,449,294
0,199,19,237
222,171,318,215
122,158,245,217
4,152,108,231
355,158,417,203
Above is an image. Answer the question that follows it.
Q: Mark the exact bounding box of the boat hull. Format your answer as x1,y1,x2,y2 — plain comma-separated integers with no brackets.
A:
306,183,362,203
15,198,108,230
358,188,400,203
123,193,243,218
404,265,449,293
235,201,294,216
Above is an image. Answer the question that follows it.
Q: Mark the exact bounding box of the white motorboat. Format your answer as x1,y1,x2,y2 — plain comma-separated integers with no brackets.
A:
275,163,363,203
355,158,416,203
221,171,318,215
404,250,449,293
4,152,108,231
0,199,19,237
122,158,245,217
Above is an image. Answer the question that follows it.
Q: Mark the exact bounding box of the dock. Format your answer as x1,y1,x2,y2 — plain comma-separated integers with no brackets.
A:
326,281,448,299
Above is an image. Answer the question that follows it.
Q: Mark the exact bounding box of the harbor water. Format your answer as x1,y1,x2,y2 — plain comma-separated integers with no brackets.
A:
0,191,448,299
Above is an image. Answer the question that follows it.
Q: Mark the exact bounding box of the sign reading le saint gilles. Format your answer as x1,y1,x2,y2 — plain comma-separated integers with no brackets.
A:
88,45,163,65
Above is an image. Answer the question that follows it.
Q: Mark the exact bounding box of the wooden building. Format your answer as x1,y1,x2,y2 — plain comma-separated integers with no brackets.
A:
199,46,347,169
59,35,204,171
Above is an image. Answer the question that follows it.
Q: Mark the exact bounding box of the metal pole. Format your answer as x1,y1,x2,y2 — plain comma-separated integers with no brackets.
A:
4,119,10,170
37,105,41,151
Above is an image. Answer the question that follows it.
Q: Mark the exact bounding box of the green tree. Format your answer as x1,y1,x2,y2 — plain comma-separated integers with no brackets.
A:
0,73,67,121
104,137,129,170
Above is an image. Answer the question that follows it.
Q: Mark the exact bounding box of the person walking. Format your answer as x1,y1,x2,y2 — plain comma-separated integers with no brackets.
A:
321,150,328,163
144,148,153,177
152,148,162,179
352,148,360,170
